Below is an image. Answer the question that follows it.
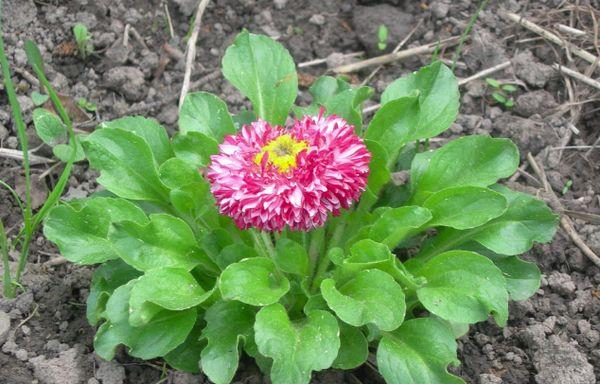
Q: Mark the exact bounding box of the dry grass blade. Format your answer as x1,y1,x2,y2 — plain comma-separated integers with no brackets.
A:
179,0,211,109
562,210,600,225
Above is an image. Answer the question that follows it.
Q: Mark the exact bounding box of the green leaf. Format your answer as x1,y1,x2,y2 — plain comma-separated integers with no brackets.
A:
410,135,519,203
172,131,219,169
321,269,405,331
339,240,417,290
216,243,257,270
492,255,540,301
31,91,49,106
485,78,501,88
110,213,207,271
381,61,459,139
83,128,170,202
84,197,148,225
129,267,213,326
423,186,507,229
324,86,373,131
364,139,391,202
99,116,174,165
492,92,507,104
302,77,372,129
33,108,67,146
165,322,205,373
364,96,419,167
254,304,340,384
220,257,290,306
94,283,196,360
369,206,432,248
222,30,297,125
378,25,389,44
170,181,219,230
158,157,203,189
87,259,141,325
52,137,85,162
417,185,557,260
501,84,518,93
414,250,509,325
294,77,364,126
333,322,368,369
44,204,118,264
200,301,255,384
178,92,236,141
377,317,464,384
233,109,257,129
274,238,309,276
310,76,346,104
460,241,541,301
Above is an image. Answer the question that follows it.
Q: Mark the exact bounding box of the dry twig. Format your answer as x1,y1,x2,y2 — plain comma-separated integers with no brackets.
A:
164,2,175,39
458,61,512,86
0,148,54,165
179,0,211,109
297,51,364,69
501,10,600,67
527,153,600,268
333,36,460,74
552,63,600,91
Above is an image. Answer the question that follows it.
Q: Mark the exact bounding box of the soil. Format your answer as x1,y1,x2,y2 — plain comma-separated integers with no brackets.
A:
1,0,599,383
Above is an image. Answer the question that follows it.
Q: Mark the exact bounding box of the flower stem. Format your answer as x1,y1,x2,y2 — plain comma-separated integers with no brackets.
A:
310,248,331,293
327,221,346,251
250,229,277,261
260,231,277,260
307,227,325,290
250,229,268,258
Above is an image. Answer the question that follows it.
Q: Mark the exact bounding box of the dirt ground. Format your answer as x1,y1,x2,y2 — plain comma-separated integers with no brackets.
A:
1,0,599,383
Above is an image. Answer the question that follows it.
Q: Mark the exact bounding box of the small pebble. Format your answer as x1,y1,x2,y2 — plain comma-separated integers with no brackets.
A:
59,321,68,331
15,348,28,361
309,14,325,26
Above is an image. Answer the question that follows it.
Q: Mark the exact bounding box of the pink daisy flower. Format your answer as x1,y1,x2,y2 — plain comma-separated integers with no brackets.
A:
206,111,371,231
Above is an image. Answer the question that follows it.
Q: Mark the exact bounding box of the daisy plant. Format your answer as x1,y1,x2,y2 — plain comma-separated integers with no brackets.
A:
42,30,557,384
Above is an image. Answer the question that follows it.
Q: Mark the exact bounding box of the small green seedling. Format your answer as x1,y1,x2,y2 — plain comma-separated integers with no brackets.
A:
562,179,573,195
78,97,97,112
377,24,389,51
31,91,49,106
73,23,93,59
486,77,517,108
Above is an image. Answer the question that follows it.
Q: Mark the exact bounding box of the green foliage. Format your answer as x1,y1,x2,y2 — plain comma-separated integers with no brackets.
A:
294,76,373,131
377,24,389,51
73,23,93,58
31,91,49,106
40,30,558,384
486,77,518,108
78,97,97,112
0,32,78,298
32,108,86,162
222,29,297,125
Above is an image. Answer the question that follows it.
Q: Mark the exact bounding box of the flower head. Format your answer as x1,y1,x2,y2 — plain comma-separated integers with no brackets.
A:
207,111,371,231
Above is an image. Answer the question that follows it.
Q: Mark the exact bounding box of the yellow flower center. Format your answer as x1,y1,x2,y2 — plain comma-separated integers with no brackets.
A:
254,134,308,172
